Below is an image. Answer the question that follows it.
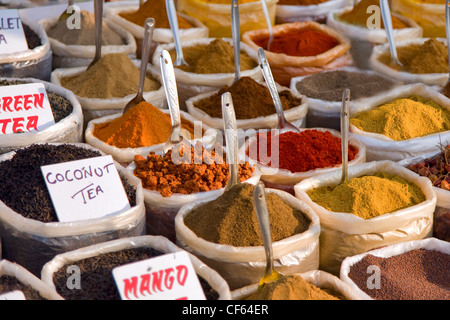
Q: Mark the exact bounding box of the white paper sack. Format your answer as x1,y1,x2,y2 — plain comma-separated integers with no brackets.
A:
277,0,351,24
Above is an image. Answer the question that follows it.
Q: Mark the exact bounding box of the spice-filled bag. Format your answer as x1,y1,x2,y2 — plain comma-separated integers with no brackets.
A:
326,0,422,69
369,38,448,87
39,13,137,69
348,83,450,162
177,0,277,38
290,67,402,130
0,15,52,81
41,235,231,300
0,259,63,300
175,186,321,290
186,77,308,131
231,269,362,300
294,160,437,275
242,20,352,87
240,128,366,194
0,143,146,276
151,38,261,110
340,238,450,300
127,142,261,243
51,57,166,128
276,0,351,24
0,77,83,155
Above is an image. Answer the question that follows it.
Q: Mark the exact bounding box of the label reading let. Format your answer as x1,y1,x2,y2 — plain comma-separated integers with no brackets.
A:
112,251,206,300
0,290,26,300
40,155,130,223
0,83,55,134
0,9,28,54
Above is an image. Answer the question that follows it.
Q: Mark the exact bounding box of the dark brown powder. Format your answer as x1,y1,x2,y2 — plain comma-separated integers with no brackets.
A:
184,183,311,247
0,275,45,300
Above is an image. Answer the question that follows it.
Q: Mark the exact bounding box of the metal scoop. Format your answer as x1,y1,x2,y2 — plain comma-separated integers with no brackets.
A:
222,92,240,191
166,0,188,66
339,89,350,185
123,17,155,114
254,181,284,289
441,0,450,97
87,0,103,70
160,50,192,155
258,47,300,132
58,0,74,21
260,0,274,51
231,0,241,83
380,0,403,68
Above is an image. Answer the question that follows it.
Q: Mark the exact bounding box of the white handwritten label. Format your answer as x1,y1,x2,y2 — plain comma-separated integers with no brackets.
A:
112,251,206,300
0,9,28,54
0,83,55,134
0,290,26,300
40,155,131,223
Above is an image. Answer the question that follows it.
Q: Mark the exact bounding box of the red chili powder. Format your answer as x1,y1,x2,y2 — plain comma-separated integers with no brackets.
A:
252,28,340,57
249,130,358,173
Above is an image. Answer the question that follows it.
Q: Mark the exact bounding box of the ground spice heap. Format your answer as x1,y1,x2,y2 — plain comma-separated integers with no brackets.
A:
170,38,257,74
349,249,450,300
184,183,310,246
307,172,426,219
61,53,160,99
47,10,123,46
338,0,409,29
378,38,448,74
93,101,197,148
120,0,192,29
0,275,45,300
249,130,358,173
350,95,450,141
245,275,341,300
295,70,398,102
252,27,339,56
194,77,302,119
133,143,255,197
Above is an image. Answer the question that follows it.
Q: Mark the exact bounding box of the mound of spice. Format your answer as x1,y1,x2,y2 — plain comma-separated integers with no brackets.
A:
170,38,257,74
93,101,198,148
184,183,310,246
348,249,450,300
133,143,255,197
338,0,409,29
377,38,448,74
60,53,160,99
194,76,302,119
52,247,219,300
295,70,398,102
47,10,123,46
0,144,136,223
245,275,341,300
120,0,192,29
307,172,426,219
251,27,339,56
350,96,450,141
249,130,358,173
23,24,41,50
0,275,45,300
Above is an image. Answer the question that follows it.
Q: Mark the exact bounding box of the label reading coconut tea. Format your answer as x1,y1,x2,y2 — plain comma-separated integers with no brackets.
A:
112,251,206,300
0,83,55,134
40,155,130,223
0,9,28,54
0,290,26,300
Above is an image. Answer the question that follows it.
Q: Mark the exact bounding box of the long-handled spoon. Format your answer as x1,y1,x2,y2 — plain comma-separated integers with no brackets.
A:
258,47,300,132
254,181,284,289
380,0,403,68
166,0,188,66
231,0,241,83
222,92,240,191
58,0,74,21
122,17,155,114
441,0,450,97
260,0,273,51
87,0,103,69
339,89,350,185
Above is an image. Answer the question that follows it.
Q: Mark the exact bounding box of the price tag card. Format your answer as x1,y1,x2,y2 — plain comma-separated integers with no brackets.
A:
0,290,26,300
0,83,55,134
0,9,28,54
112,251,206,300
40,155,131,223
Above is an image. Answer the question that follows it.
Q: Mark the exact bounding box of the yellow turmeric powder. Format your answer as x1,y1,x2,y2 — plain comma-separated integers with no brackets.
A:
307,172,426,219
93,101,197,148
350,96,450,141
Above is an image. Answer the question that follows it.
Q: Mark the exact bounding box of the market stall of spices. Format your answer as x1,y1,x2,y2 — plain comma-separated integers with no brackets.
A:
377,38,448,74
92,101,198,148
0,275,46,300
193,77,302,119
183,183,311,246
306,172,426,220
59,53,160,99
350,96,450,141
133,143,255,197
348,249,450,300
47,10,123,46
